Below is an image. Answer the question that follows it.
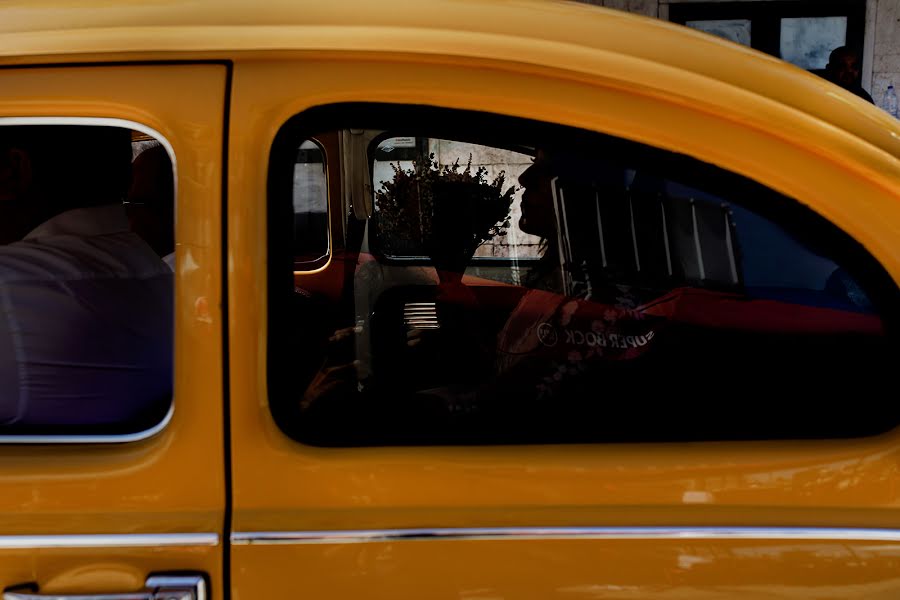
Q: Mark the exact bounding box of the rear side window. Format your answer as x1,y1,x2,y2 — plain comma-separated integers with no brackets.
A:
292,139,329,268
0,124,174,439
268,104,899,446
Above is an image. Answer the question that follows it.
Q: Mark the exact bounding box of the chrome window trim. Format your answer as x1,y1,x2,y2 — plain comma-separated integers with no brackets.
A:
231,526,900,545
0,116,177,445
292,136,331,272
0,404,173,445
0,533,218,549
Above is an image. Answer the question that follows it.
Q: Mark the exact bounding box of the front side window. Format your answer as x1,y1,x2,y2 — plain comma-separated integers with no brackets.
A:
268,105,898,446
0,124,174,437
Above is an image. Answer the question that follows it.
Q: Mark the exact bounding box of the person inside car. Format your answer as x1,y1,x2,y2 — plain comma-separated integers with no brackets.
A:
489,149,660,420
127,142,175,269
295,145,661,443
0,126,173,432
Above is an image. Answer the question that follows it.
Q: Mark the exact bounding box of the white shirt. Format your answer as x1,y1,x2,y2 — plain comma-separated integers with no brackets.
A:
0,204,173,433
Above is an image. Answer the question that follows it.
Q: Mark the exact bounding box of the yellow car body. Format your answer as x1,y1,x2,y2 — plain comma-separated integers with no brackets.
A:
1,0,900,598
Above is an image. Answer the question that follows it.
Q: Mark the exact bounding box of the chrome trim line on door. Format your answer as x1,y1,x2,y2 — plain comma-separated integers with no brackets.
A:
0,117,177,445
231,527,900,545
0,533,218,549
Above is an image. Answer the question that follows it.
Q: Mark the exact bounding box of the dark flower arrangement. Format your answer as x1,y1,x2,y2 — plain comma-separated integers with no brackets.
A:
373,153,517,269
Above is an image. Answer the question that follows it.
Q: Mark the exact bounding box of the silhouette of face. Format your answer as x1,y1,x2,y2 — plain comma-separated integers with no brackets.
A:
517,149,557,239
828,49,861,88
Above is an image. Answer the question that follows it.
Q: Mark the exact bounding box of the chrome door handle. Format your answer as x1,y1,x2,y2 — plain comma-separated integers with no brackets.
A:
4,574,206,600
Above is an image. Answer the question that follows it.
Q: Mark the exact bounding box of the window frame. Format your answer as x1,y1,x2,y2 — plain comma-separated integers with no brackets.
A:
268,102,900,447
291,136,332,272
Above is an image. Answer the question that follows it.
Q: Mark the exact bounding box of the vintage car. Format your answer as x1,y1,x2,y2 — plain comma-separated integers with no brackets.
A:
1,0,899,598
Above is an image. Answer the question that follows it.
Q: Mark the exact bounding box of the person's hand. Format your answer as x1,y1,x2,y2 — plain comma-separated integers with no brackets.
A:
328,325,358,344
406,326,440,348
299,361,361,411
299,325,362,411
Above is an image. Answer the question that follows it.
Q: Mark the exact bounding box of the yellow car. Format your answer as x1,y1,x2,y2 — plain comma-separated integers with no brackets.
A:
1,0,899,599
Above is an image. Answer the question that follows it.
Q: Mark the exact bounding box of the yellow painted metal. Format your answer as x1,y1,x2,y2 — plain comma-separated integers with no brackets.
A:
0,65,225,592
226,46,900,600
0,0,899,596
229,53,900,525
1,0,898,162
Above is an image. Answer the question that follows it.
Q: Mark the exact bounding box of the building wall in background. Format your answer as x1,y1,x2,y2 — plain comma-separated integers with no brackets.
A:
873,0,900,106
577,0,900,111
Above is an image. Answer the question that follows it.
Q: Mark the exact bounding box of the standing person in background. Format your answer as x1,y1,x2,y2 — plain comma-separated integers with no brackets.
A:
824,46,874,103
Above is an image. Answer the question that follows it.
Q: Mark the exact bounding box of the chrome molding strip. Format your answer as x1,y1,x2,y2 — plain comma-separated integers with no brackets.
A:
232,527,900,546
0,533,218,549
0,117,176,446
0,403,173,445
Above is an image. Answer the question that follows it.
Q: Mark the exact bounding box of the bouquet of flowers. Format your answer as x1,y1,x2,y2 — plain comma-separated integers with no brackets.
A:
374,153,516,270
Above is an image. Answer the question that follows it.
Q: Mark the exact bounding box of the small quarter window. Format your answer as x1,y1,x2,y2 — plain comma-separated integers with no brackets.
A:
292,139,329,268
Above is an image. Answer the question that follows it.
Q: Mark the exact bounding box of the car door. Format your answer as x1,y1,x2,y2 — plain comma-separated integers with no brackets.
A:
0,64,227,599
226,34,900,600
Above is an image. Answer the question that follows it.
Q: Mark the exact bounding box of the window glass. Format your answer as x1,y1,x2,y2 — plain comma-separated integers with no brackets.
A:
292,139,329,267
372,136,541,285
271,105,898,447
781,17,848,69
0,125,174,437
670,1,865,76
686,19,752,46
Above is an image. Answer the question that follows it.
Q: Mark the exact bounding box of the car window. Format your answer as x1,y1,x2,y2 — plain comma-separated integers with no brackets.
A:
268,104,899,447
0,124,174,438
292,139,329,268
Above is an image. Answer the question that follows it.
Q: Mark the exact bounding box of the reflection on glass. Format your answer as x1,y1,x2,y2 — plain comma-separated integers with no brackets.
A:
372,137,541,272
781,17,847,70
293,139,329,264
0,126,174,436
686,19,751,46
282,126,893,448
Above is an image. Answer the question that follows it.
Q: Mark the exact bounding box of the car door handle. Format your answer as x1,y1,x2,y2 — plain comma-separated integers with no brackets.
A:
3,574,206,600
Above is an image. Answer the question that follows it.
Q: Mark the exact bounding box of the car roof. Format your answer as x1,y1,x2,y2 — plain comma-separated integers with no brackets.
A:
1,0,898,166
